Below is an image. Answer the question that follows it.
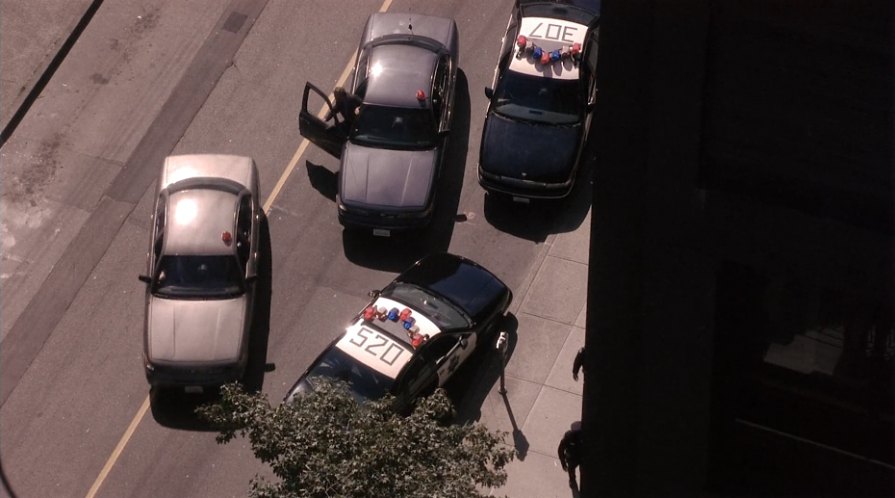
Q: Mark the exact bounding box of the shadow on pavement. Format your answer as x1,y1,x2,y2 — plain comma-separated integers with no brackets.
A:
446,313,530,459
343,70,471,272
305,160,337,202
483,154,593,242
150,214,274,429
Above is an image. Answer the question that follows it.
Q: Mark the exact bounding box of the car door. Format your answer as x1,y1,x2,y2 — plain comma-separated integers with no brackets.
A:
140,193,167,284
582,20,600,131
433,54,454,133
298,82,347,158
431,333,476,386
235,193,256,280
392,352,438,411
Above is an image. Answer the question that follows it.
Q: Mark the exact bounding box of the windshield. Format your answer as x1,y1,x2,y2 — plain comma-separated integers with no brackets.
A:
300,347,395,402
385,283,470,330
351,105,437,149
493,70,581,124
153,255,244,298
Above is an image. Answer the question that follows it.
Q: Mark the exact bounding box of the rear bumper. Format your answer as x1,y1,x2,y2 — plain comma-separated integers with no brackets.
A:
144,359,245,387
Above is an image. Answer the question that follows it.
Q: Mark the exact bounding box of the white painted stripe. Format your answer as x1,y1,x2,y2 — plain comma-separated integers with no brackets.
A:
735,418,895,470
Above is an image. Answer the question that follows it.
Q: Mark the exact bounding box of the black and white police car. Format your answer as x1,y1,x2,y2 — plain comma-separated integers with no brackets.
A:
479,0,600,201
285,253,511,411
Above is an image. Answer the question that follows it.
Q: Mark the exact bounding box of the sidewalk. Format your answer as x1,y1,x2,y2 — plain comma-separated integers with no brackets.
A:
480,210,591,498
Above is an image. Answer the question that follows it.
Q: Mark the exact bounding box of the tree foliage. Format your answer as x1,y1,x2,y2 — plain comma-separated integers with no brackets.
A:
197,380,514,498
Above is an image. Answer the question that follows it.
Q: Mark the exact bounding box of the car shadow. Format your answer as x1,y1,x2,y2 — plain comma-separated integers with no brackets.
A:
446,313,530,460
305,160,337,202
482,127,596,243
148,387,221,431
446,313,525,452
342,69,471,271
149,214,274,429
242,212,274,393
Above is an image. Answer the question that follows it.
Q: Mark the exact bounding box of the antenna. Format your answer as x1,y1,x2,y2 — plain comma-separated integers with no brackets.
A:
408,9,413,36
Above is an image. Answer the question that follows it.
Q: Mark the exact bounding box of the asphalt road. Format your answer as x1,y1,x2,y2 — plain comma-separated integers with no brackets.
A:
0,0,593,496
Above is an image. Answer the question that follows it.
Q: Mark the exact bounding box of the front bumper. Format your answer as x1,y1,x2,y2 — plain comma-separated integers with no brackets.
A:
478,166,574,200
337,199,434,232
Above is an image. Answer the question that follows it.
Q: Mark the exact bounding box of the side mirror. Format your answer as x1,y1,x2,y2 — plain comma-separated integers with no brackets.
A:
138,275,151,284
484,87,494,99
460,338,469,348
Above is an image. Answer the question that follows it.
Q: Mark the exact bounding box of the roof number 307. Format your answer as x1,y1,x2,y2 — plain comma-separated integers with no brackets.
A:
527,23,578,43
349,327,405,366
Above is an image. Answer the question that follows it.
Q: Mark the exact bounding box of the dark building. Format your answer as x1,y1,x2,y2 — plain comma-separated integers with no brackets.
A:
583,0,893,496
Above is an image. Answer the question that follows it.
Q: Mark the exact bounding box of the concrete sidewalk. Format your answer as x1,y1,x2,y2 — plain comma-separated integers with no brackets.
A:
480,210,591,498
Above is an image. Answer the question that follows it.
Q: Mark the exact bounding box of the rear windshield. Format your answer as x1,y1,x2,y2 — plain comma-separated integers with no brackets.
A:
351,105,437,149
153,255,243,298
386,283,470,330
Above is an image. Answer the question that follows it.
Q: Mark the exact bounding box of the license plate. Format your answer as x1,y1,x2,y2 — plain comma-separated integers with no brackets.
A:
184,386,204,394
512,196,531,204
372,228,391,237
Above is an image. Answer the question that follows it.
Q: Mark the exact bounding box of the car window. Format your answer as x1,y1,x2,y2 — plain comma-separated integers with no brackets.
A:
351,105,437,149
422,334,459,363
153,255,244,298
353,50,370,98
153,196,167,260
236,195,252,270
432,56,448,126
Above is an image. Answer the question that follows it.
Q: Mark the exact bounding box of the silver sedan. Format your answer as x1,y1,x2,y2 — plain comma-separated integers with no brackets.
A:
138,154,261,391
299,12,459,237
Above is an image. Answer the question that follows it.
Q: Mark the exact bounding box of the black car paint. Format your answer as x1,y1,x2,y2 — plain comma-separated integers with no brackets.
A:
478,2,599,200
284,254,511,409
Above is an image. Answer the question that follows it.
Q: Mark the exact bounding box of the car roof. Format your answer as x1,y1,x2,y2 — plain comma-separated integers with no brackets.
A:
163,188,239,256
364,44,438,108
518,0,601,16
161,154,256,192
363,12,457,51
395,253,507,323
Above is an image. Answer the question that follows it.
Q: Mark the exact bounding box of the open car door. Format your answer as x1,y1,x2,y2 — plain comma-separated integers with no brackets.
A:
298,82,347,159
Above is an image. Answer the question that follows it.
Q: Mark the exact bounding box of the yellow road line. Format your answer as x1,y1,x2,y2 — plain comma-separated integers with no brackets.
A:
84,396,150,498
263,0,393,213
85,1,392,496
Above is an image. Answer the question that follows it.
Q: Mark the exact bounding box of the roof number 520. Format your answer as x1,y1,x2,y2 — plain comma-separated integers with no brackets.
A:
349,327,405,366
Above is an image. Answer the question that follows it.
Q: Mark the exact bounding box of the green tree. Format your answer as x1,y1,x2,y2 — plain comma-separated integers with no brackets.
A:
198,380,515,498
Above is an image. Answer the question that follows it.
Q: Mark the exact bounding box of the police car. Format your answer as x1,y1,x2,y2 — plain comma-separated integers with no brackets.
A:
479,0,600,201
298,13,459,236
285,253,511,410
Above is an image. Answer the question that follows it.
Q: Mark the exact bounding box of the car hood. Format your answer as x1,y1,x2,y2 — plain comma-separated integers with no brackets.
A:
340,143,437,210
481,113,580,183
146,296,247,363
